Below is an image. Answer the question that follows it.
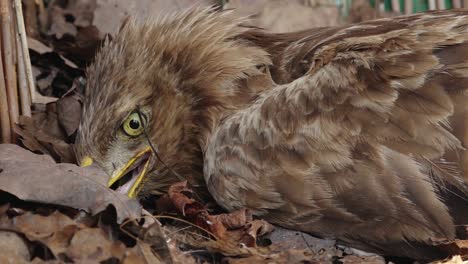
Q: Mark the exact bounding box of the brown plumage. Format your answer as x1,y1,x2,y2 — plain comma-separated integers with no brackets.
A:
75,8,468,259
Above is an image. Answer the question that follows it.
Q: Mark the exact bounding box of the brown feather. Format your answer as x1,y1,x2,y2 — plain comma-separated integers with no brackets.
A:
76,8,468,260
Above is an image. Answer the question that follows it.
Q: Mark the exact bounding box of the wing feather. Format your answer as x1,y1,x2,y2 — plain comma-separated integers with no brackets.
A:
204,11,468,258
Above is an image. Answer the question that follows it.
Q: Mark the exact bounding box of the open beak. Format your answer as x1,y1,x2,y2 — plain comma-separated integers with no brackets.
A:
80,147,153,198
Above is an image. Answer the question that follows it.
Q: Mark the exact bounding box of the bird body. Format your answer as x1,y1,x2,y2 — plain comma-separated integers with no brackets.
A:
76,8,468,259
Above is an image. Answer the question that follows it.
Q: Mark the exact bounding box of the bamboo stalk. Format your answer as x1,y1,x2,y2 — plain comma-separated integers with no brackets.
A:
464,111,468,179
0,38,11,143
436,0,446,9
0,0,19,141
375,0,381,17
405,0,413,14
15,30,31,117
391,0,401,13
14,0,34,105
453,0,462,8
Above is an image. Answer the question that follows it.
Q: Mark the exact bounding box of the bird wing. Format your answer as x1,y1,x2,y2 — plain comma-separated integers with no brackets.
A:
204,11,468,257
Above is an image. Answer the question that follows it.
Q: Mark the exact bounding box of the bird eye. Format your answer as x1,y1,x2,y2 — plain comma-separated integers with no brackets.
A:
122,112,145,137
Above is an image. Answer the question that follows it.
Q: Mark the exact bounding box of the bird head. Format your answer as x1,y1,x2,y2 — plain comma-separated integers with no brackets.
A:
74,8,270,198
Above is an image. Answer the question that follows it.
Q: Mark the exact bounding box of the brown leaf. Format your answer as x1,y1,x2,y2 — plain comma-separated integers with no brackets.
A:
56,95,82,137
238,220,274,248
437,239,468,257
123,241,164,264
8,211,80,256
15,115,74,163
0,231,30,262
66,228,126,261
212,208,252,229
48,6,78,39
0,144,141,223
166,181,272,250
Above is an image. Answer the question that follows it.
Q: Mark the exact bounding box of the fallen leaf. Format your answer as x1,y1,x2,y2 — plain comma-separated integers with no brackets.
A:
431,255,465,264
0,144,141,223
0,231,31,262
66,228,126,261
56,95,82,137
48,6,78,39
15,115,75,163
123,241,164,264
4,211,80,257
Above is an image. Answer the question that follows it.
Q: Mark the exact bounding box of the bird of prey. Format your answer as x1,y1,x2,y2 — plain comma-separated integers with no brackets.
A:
75,8,468,259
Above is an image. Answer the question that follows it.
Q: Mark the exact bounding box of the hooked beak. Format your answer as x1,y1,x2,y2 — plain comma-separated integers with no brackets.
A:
80,147,153,198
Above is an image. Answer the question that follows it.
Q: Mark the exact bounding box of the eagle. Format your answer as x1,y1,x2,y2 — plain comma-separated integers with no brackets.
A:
75,8,468,259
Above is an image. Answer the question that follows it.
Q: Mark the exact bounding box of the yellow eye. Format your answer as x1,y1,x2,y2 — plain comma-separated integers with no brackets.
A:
122,112,145,137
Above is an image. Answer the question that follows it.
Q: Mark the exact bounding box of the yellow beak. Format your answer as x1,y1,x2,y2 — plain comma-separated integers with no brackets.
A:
80,147,152,198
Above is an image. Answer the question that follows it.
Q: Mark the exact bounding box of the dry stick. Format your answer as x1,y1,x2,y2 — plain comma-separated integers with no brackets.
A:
453,0,462,8
464,111,468,179
15,31,30,116
465,0,468,8
374,0,381,17
14,0,30,116
13,0,34,105
391,0,401,13
0,0,19,141
404,0,413,14
0,40,11,143
436,0,446,9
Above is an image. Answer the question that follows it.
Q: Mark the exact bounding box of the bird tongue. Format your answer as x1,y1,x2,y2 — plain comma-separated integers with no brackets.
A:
115,163,143,194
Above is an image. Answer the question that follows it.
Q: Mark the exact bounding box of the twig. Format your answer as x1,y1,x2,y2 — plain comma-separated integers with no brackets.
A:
404,0,413,14
0,0,19,140
391,0,401,13
0,40,11,143
437,0,446,9
14,0,35,104
15,30,31,117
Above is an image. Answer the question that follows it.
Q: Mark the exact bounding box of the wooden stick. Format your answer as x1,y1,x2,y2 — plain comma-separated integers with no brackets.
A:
436,0,446,9
375,0,381,17
453,0,462,8
391,0,401,13
15,30,30,117
1,0,19,141
405,0,413,14
464,0,468,8
13,0,34,104
464,111,468,179
428,0,437,10
0,37,11,143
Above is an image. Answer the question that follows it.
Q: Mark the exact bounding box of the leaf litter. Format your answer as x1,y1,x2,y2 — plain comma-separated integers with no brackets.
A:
1,0,466,263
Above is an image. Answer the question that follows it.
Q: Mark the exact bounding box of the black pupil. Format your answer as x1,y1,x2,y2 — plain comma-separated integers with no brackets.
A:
129,119,140,130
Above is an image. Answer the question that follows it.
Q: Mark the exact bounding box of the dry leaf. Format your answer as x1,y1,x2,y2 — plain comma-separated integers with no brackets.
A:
66,228,126,261
56,95,82,137
15,115,75,163
0,144,141,223
48,6,78,39
0,231,30,262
